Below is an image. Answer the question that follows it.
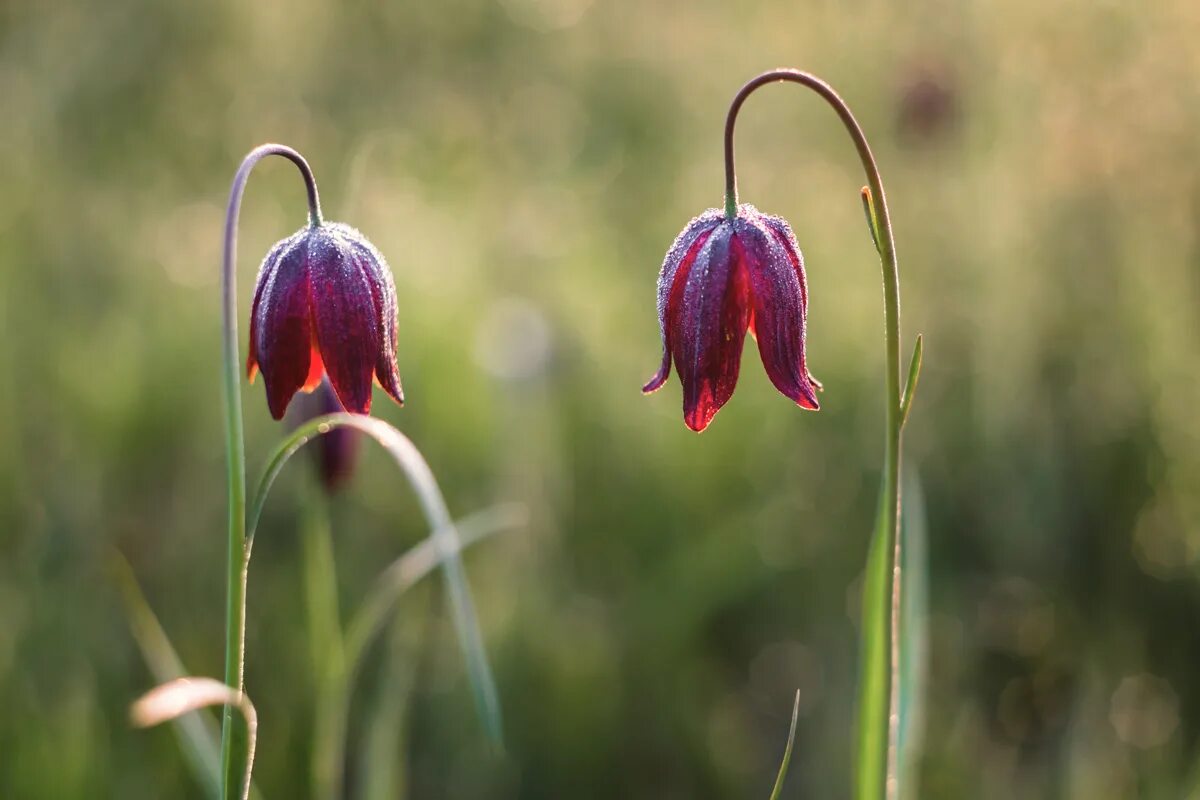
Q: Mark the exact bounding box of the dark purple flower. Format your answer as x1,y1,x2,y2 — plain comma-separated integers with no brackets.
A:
247,222,404,420
643,204,820,432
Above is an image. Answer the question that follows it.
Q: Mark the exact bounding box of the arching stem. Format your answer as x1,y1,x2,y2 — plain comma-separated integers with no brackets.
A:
724,70,904,799
219,144,322,800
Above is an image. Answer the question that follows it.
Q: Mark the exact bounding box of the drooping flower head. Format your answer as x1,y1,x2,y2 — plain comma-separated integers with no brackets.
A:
643,204,820,432
247,222,404,420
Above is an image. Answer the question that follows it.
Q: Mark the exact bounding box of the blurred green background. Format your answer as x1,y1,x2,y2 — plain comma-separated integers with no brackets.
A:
3,0,1200,797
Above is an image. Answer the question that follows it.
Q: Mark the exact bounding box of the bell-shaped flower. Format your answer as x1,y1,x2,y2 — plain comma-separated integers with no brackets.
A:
247,222,404,420
643,204,820,432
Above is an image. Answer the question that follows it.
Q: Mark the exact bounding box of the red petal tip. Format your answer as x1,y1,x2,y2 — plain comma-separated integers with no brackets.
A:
793,380,821,411
642,351,671,394
684,410,714,433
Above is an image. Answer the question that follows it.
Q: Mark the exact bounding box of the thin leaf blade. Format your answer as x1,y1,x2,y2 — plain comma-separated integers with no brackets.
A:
853,478,891,800
896,469,929,799
768,690,802,800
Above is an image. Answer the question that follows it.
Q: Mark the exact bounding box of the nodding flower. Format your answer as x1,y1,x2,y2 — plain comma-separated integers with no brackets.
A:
247,222,404,420
643,204,820,432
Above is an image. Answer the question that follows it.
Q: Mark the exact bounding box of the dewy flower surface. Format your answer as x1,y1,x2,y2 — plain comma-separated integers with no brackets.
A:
643,204,820,432
247,222,404,420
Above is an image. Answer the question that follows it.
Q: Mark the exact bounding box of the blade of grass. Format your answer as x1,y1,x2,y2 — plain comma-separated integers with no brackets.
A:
313,503,525,799
343,503,527,666
896,469,928,799
115,553,262,800
854,478,891,799
132,678,258,800
301,491,345,687
112,553,224,799
248,414,508,749
358,614,422,800
767,690,802,800
860,186,881,254
898,336,923,431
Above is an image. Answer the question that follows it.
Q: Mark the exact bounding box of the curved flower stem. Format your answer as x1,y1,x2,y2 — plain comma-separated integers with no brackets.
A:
724,70,904,799
219,144,322,800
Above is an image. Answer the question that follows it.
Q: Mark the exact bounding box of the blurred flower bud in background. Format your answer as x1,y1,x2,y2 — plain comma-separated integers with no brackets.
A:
894,61,960,147
287,377,361,493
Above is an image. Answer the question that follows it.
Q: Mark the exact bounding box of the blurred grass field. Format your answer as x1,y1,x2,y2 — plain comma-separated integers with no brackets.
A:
3,0,1200,797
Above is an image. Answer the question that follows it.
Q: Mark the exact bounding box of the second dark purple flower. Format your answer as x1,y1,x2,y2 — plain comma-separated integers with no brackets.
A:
643,204,820,432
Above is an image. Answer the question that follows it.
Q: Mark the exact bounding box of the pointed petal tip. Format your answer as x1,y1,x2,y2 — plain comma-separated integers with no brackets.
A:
265,391,290,421
683,395,720,432
374,363,405,408
323,371,372,415
794,380,821,411
641,343,673,395
642,367,669,395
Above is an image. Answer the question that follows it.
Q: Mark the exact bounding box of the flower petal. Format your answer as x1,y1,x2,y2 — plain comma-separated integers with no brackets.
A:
247,230,305,383
737,214,819,411
755,209,809,313
644,212,722,394
307,229,380,415
673,223,752,431
337,226,404,407
250,232,314,420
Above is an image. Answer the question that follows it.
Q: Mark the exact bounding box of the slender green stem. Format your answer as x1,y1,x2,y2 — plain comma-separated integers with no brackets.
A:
220,144,322,800
724,70,904,799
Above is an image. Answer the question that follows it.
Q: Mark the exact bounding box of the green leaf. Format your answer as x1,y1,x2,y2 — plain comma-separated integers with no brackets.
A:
860,186,882,254
767,690,802,800
853,477,891,800
896,470,928,799
112,553,263,800
899,336,923,430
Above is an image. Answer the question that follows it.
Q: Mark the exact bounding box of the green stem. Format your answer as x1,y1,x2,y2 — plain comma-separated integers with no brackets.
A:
220,144,322,800
724,70,903,799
